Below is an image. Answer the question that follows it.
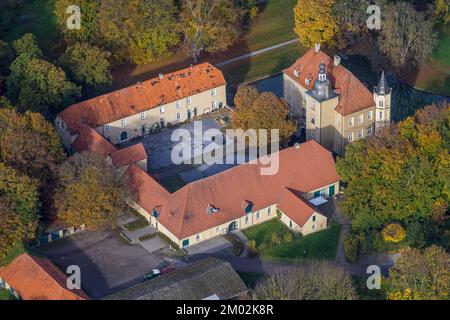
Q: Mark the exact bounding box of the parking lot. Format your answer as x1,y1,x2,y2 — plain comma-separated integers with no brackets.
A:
39,229,169,299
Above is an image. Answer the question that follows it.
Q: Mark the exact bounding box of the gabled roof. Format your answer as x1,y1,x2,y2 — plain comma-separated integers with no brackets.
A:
71,125,117,156
0,254,89,300
277,189,318,227
105,258,247,300
284,48,374,116
111,143,147,168
59,63,226,135
126,140,340,239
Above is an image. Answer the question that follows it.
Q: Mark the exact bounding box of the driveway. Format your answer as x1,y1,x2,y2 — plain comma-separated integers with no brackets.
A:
185,236,233,255
38,229,163,299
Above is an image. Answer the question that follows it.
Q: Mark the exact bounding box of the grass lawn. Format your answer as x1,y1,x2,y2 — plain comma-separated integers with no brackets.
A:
220,42,305,86
433,25,450,67
0,289,15,300
112,0,299,88
0,0,60,56
244,220,342,262
123,216,149,232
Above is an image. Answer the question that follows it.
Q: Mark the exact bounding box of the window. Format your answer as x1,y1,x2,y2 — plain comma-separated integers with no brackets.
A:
311,100,316,111
245,215,250,224
357,129,363,139
121,119,127,127
211,88,217,97
289,220,293,228
348,117,354,127
311,128,316,140
177,113,181,120
212,100,217,110
311,115,315,125
160,106,165,114
358,114,364,124
120,131,128,141
320,188,326,196
186,97,192,105
140,112,145,120
196,234,201,241
312,224,317,230
348,132,353,142
379,112,383,120
268,207,272,216
367,126,373,136
256,211,261,219
312,215,316,222
176,101,181,109
368,111,373,121
379,100,384,107
105,124,110,131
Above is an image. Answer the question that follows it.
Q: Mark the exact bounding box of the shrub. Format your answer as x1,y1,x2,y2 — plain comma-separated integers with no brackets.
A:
381,223,406,243
283,232,293,244
271,232,282,246
343,234,359,262
247,239,257,249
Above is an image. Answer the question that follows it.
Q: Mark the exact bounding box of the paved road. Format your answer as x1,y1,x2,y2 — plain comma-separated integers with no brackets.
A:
215,39,299,68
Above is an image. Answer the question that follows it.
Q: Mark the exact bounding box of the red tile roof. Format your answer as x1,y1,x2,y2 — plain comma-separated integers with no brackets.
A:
277,189,317,227
71,125,117,156
125,140,340,239
284,49,374,116
111,143,147,167
0,254,89,300
59,63,226,135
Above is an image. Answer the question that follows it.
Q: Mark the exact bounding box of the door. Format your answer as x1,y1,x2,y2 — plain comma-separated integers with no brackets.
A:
314,190,320,198
182,239,189,247
228,221,237,233
329,185,335,197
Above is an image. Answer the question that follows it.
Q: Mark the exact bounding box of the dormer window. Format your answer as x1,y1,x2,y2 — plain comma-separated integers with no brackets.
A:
207,204,220,215
242,200,253,214
153,208,160,218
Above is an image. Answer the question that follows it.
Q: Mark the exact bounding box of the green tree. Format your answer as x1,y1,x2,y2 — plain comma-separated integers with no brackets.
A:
60,43,112,90
12,33,42,58
434,0,450,25
55,0,101,44
386,246,450,300
180,0,242,62
0,163,39,261
337,105,450,248
378,2,437,68
8,58,80,112
294,0,339,48
54,152,128,230
0,96,13,109
97,0,179,65
0,108,66,181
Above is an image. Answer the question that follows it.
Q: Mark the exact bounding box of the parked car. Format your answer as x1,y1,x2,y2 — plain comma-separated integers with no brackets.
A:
143,269,160,281
160,265,176,275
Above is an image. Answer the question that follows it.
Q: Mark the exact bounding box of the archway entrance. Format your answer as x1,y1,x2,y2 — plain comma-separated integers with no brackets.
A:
228,221,237,233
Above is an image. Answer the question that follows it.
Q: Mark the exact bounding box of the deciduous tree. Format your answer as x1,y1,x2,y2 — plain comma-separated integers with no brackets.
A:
0,108,66,181
60,43,112,90
0,163,39,261
294,0,339,48
54,152,128,230
378,2,437,68
252,261,358,300
386,245,450,300
180,0,242,62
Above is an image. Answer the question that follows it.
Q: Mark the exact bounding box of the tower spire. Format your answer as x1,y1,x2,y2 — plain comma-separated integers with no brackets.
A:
375,70,390,95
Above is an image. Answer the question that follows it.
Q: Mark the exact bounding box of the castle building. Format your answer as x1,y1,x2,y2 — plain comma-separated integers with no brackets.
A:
283,45,391,155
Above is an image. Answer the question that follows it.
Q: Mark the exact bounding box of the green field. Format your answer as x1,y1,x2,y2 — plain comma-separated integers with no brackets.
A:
244,219,342,262
0,0,59,56
433,25,450,66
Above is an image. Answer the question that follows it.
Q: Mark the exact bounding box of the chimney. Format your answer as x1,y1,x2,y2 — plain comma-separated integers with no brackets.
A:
334,55,341,66
314,43,321,53
293,69,300,77
159,73,164,80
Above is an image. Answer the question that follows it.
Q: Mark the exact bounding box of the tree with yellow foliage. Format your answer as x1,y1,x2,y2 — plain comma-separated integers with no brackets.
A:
386,246,450,300
293,0,339,48
381,223,407,243
54,152,128,230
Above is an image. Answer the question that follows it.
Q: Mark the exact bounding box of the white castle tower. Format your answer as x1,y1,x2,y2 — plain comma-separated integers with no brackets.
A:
374,70,392,134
